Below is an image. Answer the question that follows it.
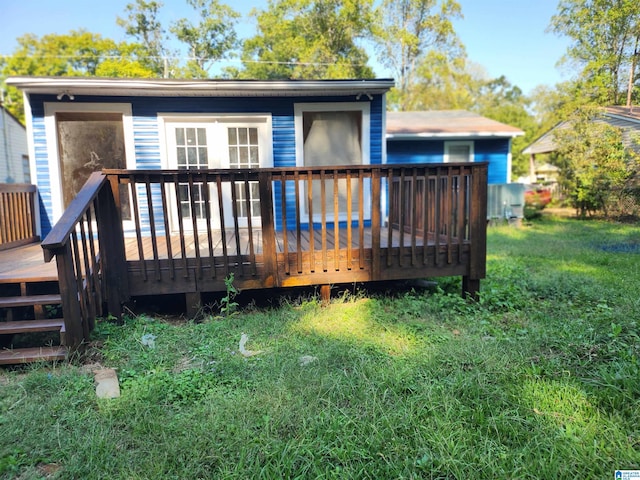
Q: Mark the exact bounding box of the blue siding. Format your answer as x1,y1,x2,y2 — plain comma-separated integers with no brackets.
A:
386,137,511,184
28,93,386,235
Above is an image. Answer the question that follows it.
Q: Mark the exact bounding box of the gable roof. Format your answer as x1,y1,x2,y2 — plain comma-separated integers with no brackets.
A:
5,76,394,98
523,106,640,155
386,110,524,139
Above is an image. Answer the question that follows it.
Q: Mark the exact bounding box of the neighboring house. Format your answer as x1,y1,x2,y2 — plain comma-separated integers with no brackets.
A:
522,106,640,181
7,77,394,237
0,104,30,184
386,110,524,184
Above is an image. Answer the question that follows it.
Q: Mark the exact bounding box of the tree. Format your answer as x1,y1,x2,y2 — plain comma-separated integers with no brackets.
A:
170,0,240,78
0,31,154,121
373,0,462,110
554,107,636,217
472,76,537,179
235,0,374,80
549,0,640,105
117,0,171,76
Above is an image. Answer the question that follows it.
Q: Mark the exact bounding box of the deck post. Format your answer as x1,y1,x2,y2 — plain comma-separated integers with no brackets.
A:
185,292,202,318
259,171,278,288
371,168,381,280
55,243,86,347
98,176,130,318
320,284,331,306
464,164,488,300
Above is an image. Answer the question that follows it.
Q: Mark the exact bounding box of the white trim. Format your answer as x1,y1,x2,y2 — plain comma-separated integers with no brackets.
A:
386,131,523,139
23,92,40,237
507,138,513,183
43,102,135,224
7,77,394,98
444,140,475,163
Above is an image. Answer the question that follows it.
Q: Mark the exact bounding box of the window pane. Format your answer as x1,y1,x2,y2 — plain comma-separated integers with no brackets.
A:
188,147,197,165
249,128,258,145
228,128,237,145
199,147,208,165
177,148,186,166
238,128,248,144
250,146,259,165
175,128,185,146
197,128,206,145
239,146,249,165
229,147,238,166
186,128,196,144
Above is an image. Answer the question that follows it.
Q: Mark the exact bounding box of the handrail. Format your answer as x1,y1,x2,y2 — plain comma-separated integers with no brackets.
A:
41,171,128,347
41,172,108,260
0,183,39,250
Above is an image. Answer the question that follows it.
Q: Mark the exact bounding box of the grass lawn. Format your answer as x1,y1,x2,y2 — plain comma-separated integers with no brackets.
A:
1,215,639,479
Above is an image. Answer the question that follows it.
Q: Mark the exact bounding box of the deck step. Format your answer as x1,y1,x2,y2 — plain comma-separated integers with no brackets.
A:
0,346,67,365
0,294,62,308
0,319,65,335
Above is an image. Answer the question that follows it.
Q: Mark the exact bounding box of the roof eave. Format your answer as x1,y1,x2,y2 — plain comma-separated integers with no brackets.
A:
5,77,395,97
386,131,524,140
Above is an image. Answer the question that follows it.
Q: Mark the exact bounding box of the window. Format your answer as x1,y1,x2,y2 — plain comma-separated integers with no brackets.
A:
294,103,370,221
444,141,474,163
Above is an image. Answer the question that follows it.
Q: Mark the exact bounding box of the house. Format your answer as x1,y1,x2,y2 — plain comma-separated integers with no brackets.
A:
386,110,524,184
522,106,640,181
7,77,395,238
386,110,525,220
2,76,490,363
0,103,30,184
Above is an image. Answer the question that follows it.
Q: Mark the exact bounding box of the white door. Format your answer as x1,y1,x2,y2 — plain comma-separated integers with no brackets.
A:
163,117,272,231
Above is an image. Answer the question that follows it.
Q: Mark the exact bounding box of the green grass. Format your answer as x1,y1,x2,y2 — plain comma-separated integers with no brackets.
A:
2,215,640,479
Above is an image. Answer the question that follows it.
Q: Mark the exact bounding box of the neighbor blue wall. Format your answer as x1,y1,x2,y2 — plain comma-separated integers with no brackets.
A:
386,138,511,185
29,93,385,236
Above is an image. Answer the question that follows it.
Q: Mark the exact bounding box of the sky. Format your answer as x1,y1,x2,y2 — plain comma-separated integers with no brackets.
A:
0,0,571,95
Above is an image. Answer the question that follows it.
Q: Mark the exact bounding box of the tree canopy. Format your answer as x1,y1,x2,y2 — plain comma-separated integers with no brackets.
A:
233,0,374,80
549,0,640,105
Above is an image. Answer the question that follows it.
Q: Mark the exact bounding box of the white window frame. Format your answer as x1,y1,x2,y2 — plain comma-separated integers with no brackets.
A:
294,102,371,222
44,102,136,225
444,140,474,163
158,113,273,230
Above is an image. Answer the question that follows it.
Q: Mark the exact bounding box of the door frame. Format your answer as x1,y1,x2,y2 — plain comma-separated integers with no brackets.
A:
158,113,273,232
44,102,135,224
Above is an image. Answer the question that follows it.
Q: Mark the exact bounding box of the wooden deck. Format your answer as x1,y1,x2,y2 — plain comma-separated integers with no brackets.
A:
0,243,57,283
30,163,487,348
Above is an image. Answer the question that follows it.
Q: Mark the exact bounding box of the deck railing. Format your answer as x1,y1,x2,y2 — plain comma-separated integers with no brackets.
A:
0,183,39,251
105,162,487,297
41,172,128,347
44,163,487,345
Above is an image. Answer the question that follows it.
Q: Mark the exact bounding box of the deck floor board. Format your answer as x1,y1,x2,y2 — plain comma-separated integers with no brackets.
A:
1,227,461,283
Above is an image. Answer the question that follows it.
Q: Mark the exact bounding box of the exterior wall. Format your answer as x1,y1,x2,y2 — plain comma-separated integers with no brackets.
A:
0,107,29,184
386,137,511,184
27,93,385,236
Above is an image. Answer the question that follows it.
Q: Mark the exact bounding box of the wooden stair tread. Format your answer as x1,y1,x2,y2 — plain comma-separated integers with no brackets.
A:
0,346,67,365
0,319,65,335
0,294,62,308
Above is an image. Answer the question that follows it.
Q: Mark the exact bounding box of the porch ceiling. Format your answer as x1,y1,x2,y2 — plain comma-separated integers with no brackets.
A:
6,76,395,98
